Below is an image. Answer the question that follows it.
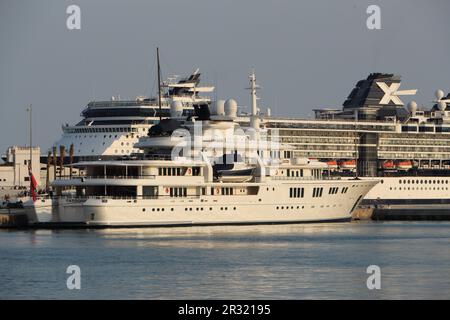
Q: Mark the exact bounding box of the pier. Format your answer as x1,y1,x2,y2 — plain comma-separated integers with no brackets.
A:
0,209,29,228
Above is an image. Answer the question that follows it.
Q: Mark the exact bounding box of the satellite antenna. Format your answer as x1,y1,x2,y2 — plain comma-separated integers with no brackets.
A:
433,89,450,111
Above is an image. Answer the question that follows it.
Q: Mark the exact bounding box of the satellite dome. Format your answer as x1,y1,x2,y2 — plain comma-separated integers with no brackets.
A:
407,101,417,114
435,89,445,100
438,101,447,111
170,100,183,118
224,99,238,118
214,100,225,116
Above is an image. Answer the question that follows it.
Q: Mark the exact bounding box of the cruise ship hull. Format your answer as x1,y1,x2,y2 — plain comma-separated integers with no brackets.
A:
360,176,450,220
51,180,377,227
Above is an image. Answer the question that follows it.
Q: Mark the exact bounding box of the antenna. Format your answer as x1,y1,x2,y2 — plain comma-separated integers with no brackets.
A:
247,68,260,116
27,104,32,172
433,89,450,111
157,47,162,121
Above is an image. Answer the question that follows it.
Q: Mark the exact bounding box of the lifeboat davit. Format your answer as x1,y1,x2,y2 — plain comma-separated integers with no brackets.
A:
396,160,413,170
338,159,356,170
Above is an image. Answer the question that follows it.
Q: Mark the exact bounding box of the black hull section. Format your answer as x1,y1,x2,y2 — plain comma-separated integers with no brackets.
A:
361,199,450,220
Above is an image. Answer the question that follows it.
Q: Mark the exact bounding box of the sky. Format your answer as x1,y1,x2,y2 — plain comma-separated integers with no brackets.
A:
1,0,450,152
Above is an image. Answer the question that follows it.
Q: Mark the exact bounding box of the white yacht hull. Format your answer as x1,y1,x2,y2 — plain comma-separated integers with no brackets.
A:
52,180,377,227
23,198,55,223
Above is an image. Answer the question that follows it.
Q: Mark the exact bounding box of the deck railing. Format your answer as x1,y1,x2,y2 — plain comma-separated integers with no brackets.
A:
57,175,156,180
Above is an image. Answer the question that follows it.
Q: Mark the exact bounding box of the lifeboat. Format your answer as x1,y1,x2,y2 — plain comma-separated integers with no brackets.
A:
325,160,338,170
338,159,356,170
396,160,413,170
382,160,396,170
213,155,255,182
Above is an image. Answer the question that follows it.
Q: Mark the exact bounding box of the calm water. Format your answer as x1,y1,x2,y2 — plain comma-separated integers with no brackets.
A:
0,221,449,299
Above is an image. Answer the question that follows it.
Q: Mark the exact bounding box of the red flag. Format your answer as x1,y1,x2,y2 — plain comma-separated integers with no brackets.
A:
28,165,37,202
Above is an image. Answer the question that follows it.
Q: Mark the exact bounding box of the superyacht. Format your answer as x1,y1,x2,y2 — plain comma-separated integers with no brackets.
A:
30,72,378,227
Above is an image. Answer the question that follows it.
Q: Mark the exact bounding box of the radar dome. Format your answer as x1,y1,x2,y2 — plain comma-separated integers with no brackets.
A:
435,89,445,100
170,100,183,118
224,99,238,118
214,100,225,116
438,101,447,111
407,101,417,114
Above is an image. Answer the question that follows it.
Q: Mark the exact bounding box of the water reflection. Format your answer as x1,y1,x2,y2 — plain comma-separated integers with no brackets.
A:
0,221,449,299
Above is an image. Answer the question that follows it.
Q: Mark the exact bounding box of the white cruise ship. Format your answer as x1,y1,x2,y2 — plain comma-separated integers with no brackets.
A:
29,72,378,227
53,68,214,162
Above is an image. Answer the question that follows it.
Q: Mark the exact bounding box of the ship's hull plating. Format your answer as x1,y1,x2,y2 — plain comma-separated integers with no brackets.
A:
51,180,376,227
361,176,450,220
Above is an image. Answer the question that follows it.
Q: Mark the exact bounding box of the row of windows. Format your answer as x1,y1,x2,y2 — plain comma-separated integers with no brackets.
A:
210,187,234,195
169,188,187,197
399,179,449,185
66,127,140,134
390,187,448,191
140,204,345,213
312,187,323,198
159,167,183,176
281,137,357,144
329,187,339,194
158,167,201,176
287,169,304,177
289,187,305,198
184,207,237,211
341,187,349,194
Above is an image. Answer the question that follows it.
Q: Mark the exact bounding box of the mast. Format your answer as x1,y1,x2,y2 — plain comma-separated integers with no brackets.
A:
28,104,32,171
248,70,260,130
157,47,162,122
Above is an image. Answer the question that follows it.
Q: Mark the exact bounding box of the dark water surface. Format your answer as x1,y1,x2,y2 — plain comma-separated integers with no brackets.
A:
0,221,449,299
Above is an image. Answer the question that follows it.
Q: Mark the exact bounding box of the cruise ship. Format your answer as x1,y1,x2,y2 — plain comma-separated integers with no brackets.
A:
29,72,377,227
260,73,450,219
53,68,214,162
47,69,450,220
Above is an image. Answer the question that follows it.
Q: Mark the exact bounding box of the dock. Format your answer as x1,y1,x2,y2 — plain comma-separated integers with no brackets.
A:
0,209,29,228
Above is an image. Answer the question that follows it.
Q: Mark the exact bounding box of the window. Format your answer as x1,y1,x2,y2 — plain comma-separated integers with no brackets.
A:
312,187,323,198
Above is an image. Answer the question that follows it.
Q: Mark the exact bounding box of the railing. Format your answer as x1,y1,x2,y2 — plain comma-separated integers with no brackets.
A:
141,154,173,160
270,175,341,181
57,175,156,180
54,194,202,201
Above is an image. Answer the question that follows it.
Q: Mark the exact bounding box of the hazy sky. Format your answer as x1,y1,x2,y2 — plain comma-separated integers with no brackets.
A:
1,0,450,152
